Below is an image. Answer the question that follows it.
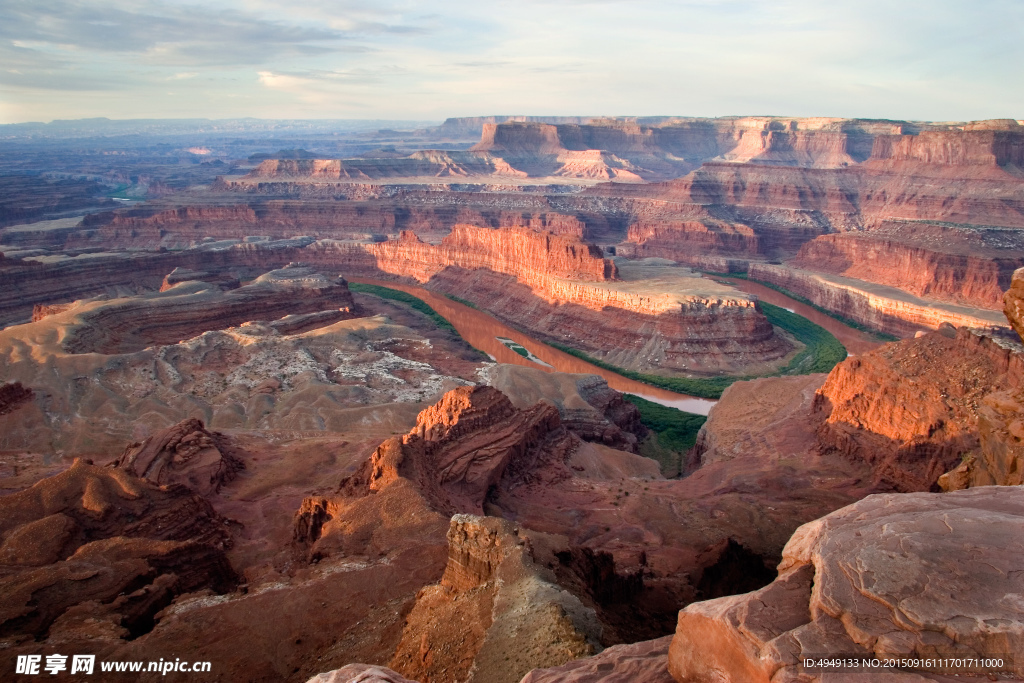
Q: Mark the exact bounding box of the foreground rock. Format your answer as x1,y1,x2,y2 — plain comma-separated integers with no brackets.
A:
519,637,674,683
390,515,602,683
0,459,236,640
307,665,418,683
668,487,1024,682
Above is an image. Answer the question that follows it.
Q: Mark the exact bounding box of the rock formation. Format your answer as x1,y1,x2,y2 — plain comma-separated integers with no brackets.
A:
0,380,32,416
114,418,245,495
518,637,675,683
814,327,1021,491
160,266,239,291
389,515,601,683
790,224,1024,310
479,364,645,452
938,386,1024,490
747,262,1008,337
331,385,576,518
667,487,1024,682
307,665,419,683
0,459,236,639
0,296,481,455
1004,265,1024,342
56,264,356,354
345,225,790,374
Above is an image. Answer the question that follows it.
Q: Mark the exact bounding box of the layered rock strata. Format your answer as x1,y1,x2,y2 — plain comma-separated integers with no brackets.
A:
0,459,236,639
347,225,789,374
56,264,356,354
667,487,1024,682
54,199,587,250
114,418,245,496
331,385,575,517
389,515,602,683
791,224,1024,310
814,327,1021,491
365,225,616,285
479,364,645,452
747,262,1008,336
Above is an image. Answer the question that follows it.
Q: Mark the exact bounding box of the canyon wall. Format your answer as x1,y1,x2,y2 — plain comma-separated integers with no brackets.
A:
0,240,313,326
747,262,1008,336
54,265,356,354
790,224,1024,310
365,224,615,288
1,199,587,250
869,127,1024,168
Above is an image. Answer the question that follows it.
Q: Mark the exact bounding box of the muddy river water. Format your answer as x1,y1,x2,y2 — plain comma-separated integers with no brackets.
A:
351,276,883,416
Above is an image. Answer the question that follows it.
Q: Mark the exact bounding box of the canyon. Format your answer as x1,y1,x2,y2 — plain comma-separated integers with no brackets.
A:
2,113,1024,683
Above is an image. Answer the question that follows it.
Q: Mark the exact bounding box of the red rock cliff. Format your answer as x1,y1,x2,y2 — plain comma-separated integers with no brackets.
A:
790,225,1024,310
366,224,616,286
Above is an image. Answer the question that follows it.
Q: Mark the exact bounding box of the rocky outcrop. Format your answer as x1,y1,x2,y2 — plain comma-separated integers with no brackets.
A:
479,364,646,452
56,264,356,354
748,262,1008,336
939,387,1024,491
791,225,1024,310
667,487,1024,681
335,385,576,517
1004,266,1024,342
0,459,236,639
519,637,674,683
307,665,418,683
390,515,602,683
366,225,616,286
114,418,244,495
813,328,1019,491
0,381,32,416
160,266,239,291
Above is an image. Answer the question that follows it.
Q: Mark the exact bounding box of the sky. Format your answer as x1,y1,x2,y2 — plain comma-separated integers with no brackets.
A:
1,0,1022,124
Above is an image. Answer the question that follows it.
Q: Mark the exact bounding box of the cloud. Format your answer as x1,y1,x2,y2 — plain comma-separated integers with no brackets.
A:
1,0,1021,122
0,0,350,67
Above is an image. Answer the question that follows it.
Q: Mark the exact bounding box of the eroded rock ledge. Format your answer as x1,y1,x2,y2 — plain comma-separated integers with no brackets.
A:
668,487,1024,682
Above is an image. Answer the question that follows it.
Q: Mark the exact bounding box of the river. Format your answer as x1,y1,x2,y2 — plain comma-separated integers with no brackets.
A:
350,276,881,416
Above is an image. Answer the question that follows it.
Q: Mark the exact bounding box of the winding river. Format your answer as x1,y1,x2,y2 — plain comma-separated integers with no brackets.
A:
351,276,882,416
